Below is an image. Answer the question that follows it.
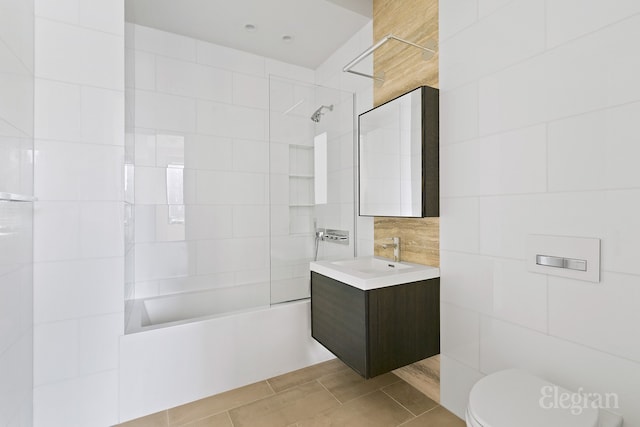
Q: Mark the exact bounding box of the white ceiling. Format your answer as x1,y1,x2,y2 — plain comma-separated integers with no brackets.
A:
125,0,372,69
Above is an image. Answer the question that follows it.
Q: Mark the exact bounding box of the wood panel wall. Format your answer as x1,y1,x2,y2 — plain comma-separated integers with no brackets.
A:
372,0,440,267
373,0,439,105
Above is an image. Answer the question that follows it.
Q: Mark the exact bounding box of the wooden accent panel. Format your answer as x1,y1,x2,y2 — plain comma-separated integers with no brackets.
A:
374,217,439,267
372,0,440,267
393,355,441,403
373,0,439,106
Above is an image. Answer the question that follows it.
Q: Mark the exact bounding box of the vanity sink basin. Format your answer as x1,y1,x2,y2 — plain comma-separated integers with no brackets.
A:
331,257,412,274
310,256,440,290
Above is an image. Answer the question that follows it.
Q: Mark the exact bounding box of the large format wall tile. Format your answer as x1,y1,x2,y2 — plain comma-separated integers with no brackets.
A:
441,0,545,89
440,2,640,423
478,14,640,135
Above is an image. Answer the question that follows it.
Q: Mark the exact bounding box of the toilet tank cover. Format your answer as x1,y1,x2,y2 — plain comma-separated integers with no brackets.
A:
468,369,599,427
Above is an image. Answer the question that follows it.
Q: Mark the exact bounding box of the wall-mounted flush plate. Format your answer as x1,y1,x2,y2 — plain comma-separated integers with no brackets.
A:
527,235,600,283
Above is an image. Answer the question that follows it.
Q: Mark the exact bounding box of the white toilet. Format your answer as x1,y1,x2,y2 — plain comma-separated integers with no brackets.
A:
466,369,623,427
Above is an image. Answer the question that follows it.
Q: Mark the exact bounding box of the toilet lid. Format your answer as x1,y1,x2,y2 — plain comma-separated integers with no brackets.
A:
468,369,599,427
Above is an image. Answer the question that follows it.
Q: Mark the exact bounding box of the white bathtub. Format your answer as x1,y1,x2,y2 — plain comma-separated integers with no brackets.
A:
126,283,273,333
119,298,334,422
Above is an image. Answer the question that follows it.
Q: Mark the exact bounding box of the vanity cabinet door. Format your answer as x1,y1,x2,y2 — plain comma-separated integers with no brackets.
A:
311,272,367,376
367,278,440,377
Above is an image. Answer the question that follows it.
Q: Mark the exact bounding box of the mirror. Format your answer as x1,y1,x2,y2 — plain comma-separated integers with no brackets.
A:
358,86,439,217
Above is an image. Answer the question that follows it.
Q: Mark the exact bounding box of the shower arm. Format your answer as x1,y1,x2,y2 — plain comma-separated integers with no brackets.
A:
342,34,436,82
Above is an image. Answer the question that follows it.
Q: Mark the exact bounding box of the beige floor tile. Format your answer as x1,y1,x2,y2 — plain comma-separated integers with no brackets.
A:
181,412,233,427
399,406,465,427
268,358,351,393
318,369,401,403
115,411,168,427
382,381,439,416
298,390,414,427
168,381,273,426
228,380,340,427
393,355,440,403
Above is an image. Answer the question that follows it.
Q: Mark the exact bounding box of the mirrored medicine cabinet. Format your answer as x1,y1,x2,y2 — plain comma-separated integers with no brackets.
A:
358,86,439,218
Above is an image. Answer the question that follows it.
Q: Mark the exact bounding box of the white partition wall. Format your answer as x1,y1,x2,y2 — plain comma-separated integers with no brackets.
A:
0,1,34,424
440,0,640,424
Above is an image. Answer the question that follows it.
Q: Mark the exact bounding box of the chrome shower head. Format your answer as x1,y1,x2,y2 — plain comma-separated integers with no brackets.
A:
310,104,334,123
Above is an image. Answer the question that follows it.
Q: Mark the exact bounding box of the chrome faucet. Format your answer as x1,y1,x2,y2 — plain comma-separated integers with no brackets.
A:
381,237,400,262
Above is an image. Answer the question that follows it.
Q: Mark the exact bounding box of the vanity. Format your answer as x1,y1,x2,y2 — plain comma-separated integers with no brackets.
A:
310,257,440,379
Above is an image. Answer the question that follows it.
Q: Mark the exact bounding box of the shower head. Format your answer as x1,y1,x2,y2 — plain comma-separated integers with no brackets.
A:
310,104,334,123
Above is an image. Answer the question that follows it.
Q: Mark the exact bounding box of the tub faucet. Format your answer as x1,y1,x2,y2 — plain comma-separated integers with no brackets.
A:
381,237,400,262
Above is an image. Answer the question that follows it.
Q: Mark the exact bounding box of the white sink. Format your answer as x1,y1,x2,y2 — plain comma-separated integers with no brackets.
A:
310,256,440,290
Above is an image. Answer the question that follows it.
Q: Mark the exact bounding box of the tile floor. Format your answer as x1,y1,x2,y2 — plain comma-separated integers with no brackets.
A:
116,358,465,427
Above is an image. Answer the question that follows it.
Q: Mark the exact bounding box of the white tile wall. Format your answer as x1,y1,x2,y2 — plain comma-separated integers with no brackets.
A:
196,100,266,140
477,0,510,18
35,0,124,36
196,39,264,76
440,251,494,315
546,0,640,48
232,73,268,109
439,82,478,144
440,125,547,197
33,1,124,425
480,318,639,425
3,74,32,133
440,0,545,90
134,25,196,62
441,303,480,369
34,320,78,386
135,90,197,132
549,272,640,363
232,139,269,173
34,79,81,141
0,3,33,423
35,140,123,201
0,334,33,426
81,86,125,146
34,370,119,427
35,18,124,89
438,0,478,41
492,258,547,332
479,14,640,135
441,1,640,423
33,258,123,323
184,134,233,171
440,354,484,418
155,56,233,102
548,101,640,192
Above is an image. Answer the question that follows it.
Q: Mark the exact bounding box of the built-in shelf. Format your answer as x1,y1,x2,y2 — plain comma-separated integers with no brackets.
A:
288,144,315,234
0,192,37,202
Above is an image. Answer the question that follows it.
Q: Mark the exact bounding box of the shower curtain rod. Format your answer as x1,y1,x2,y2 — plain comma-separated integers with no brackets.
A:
342,34,436,82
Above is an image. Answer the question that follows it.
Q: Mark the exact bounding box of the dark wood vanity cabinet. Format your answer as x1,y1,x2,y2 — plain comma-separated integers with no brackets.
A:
310,272,440,379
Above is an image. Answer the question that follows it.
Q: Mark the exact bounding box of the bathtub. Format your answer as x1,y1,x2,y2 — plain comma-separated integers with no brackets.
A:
126,283,273,333
119,297,334,422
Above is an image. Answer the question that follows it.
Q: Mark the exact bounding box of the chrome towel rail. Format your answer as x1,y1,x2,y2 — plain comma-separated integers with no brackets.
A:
342,34,437,82
0,192,37,202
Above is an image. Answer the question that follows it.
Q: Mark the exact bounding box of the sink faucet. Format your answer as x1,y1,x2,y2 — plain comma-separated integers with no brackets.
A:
381,237,400,262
